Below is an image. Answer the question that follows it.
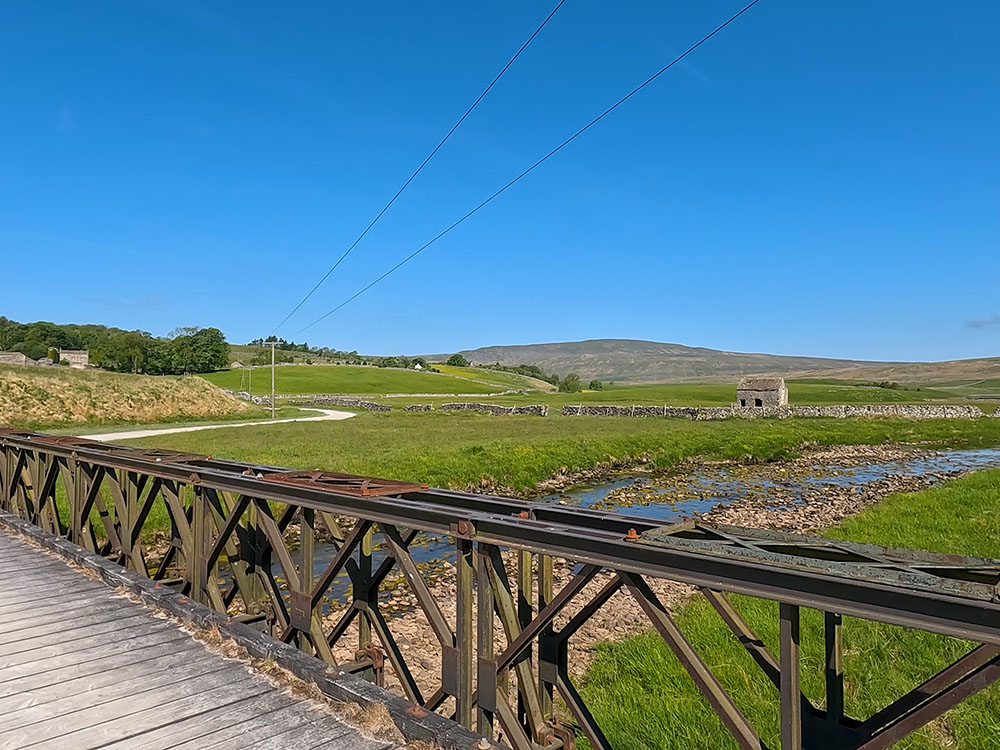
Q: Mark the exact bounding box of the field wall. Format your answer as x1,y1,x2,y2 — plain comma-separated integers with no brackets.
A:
561,404,990,420
439,403,549,417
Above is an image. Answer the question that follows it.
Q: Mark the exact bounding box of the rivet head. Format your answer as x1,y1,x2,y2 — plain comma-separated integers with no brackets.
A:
476,739,492,750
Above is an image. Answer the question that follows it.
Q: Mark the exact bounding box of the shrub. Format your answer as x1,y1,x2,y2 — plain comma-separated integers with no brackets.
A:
558,373,583,393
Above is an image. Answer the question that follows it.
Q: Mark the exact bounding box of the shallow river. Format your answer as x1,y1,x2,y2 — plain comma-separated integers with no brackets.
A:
298,446,1000,606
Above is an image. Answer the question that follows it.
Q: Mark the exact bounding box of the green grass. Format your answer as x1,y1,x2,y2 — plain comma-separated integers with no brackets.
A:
42,405,313,435
579,469,1000,749
387,379,973,410
199,364,500,395
124,410,1000,498
429,363,555,391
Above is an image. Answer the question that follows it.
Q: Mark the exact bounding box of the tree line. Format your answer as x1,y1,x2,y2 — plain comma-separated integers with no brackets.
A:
0,318,229,375
447,356,604,393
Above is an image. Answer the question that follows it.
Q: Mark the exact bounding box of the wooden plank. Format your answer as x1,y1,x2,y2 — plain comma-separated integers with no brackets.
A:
178,701,329,750
0,610,151,654
107,691,299,750
0,581,110,610
0,527,435,750
241,718,358,750
0,643,206,709
0,568,107,593
0,592,133,629
0,614,170,661
0,597,134,638
0,656,243,732
0,627,189,677
4,671,268,749
0,557,66,575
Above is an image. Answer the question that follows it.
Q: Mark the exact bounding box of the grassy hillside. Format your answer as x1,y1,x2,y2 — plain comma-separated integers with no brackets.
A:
429,363,556,392
436,339,880,383
0,364,254,428
430,338,1000,385
199,364,501,395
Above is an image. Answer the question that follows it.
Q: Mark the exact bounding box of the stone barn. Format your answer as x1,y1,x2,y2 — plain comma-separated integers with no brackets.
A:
58,349,90,368
0,352,34,366
736,377,788,408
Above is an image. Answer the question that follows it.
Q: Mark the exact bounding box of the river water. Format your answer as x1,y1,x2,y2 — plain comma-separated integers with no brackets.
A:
296,446,1000,606
537,446,1000,523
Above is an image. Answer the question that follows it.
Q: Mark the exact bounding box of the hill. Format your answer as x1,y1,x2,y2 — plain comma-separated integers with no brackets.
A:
428,339,1000,384
429,339,880,383
0,364,253,428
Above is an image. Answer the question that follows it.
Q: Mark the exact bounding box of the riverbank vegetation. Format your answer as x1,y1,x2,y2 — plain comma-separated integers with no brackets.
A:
579,469,1000,749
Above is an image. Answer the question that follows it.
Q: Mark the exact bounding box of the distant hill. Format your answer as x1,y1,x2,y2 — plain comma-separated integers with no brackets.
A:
426,339,1000,384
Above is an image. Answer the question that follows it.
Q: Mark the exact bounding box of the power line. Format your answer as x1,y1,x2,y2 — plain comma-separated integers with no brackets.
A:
292,0,762,336
271,0,567,334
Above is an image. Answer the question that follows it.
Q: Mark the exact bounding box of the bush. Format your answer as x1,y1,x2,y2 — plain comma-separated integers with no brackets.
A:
558,373,582,393
589,379,604,391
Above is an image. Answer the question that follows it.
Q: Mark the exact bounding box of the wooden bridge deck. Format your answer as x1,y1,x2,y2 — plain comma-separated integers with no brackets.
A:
0,531,399,750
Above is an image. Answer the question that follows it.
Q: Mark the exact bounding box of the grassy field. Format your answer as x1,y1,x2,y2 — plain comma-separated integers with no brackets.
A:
378,378,984,410
0,364,255,429
200,364,502,396
428,363,555,392
125,410,1000,496
198,362,995,409
579,469,1000,749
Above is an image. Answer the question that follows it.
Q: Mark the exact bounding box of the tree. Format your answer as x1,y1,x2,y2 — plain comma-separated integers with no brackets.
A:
558,373,582,393
588,379,604,391
446,354,469,367
380,357,401,369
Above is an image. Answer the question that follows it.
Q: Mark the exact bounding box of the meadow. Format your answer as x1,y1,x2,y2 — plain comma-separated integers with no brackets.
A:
580,469,1000,749
200,361,985,409
427,363,555,391
199,364,502,395
126,410,1000,495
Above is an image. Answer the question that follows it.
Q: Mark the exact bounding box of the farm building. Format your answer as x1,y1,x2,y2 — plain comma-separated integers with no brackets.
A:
736,376,788,407
0,352,35,366
58,349,90,368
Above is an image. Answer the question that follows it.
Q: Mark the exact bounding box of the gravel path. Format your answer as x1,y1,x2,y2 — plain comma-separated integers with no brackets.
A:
76,407,355,441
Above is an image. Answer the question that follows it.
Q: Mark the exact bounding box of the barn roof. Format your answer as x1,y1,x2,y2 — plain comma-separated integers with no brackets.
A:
737,376,786,391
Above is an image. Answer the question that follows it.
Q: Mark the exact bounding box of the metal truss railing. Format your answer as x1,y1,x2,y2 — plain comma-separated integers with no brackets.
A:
2,427,1000,749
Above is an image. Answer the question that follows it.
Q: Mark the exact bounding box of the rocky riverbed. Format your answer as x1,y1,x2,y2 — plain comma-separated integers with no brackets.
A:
319,442,1000,695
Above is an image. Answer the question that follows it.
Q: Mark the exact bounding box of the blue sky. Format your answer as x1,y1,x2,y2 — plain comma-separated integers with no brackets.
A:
1,1,998,361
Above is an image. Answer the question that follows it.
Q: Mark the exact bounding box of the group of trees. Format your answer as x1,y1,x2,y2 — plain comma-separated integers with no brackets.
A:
378,356,427,370
472,359,604,393
0,318,230,375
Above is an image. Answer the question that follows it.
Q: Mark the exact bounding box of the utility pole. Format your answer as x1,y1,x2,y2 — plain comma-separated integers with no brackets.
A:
269,341,276,419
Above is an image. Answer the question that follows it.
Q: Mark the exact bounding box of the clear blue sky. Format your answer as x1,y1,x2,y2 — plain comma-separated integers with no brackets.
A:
2,1,998,361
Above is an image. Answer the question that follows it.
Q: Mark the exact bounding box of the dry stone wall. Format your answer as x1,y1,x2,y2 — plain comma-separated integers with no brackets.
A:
287,395,393,412
561,404,987,420
439,403,549,417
